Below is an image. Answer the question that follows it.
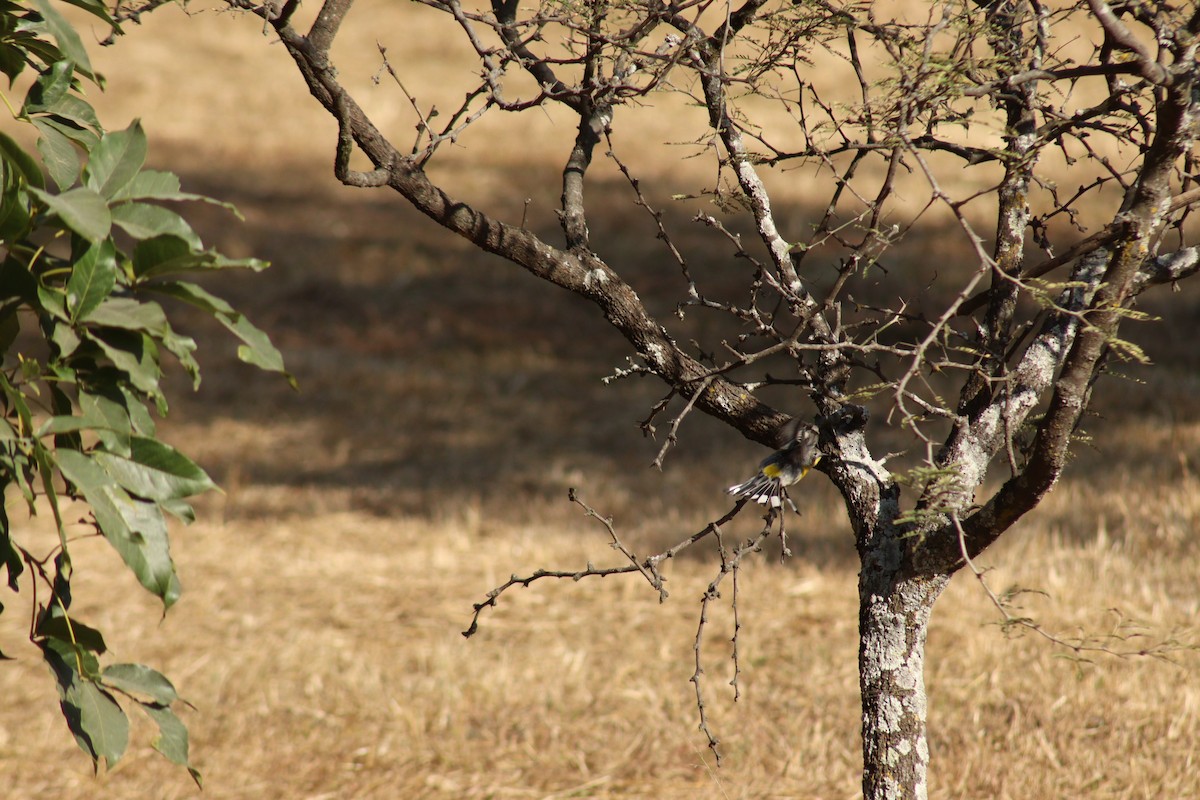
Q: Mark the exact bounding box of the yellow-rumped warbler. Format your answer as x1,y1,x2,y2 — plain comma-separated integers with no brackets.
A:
727,423,822,509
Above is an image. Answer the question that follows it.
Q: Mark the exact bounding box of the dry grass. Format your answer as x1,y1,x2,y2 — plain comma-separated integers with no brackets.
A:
2,490,1198,799
2,3,1199,798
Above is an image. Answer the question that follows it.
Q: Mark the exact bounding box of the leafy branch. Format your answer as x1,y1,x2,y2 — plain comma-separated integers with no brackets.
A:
0,0,287,778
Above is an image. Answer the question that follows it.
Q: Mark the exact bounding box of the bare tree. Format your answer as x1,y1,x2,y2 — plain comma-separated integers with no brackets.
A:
155,0,1198,796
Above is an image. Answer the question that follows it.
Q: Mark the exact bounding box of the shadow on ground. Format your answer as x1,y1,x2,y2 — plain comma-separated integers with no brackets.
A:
153,160,1200,567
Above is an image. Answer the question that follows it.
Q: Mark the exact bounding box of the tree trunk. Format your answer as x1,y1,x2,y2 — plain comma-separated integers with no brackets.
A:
859,562,949,800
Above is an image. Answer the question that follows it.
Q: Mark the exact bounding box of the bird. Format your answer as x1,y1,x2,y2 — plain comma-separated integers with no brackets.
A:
727,421,822,510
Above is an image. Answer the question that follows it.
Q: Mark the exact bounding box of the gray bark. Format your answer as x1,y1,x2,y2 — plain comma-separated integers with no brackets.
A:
828,422,948,799
859,571,948,800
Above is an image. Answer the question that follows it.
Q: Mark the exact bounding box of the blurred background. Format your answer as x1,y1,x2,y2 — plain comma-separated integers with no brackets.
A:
1,2,1198,798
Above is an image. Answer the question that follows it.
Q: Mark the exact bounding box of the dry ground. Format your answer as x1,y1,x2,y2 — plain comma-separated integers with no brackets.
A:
2,3,1200,798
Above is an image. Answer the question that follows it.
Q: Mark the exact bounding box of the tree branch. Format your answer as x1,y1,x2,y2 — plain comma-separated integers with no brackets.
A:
1133,246,1200,293
308,0,353,55
1086,0,1169,85
491,0,585,113
239,2,792,446
944,63,1200,566
922,249,1109,574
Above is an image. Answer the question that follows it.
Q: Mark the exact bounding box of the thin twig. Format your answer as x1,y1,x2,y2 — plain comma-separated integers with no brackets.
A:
951,512,1189,661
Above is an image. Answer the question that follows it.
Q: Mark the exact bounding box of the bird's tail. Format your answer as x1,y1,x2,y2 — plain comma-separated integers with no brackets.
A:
727,474,785,508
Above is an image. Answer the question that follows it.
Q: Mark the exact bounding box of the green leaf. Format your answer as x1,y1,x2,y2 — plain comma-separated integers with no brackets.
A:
66,239,117,322
161,325,200,388
56,449,181,607
49,317,81,356
0,32,27,85
39,386,137,448
33,118,81,190
4,443,37,509
30,185,111,242
0,309,18,354
31,0,97,80
0,255,37,305
56,0,118,29
37,414,101,436
229,313,291,379
36,612,108,654
112,170,182,202
94,436,215,502
111,169,240,218
160,498,196,524
46,384,80,461
111,201,200,248
142,702,201,786
102,663,178,704
23,57,73,113
35,105,101,145
111,169,233,210
83,296,168,334
36,279,70,322
9,34,66,77
132,235,190,277
133,236,266,278
86,328,163,398
0,373,37,507
0,184,32,240
79,387,133,454
32,438,70,550
86,121,147,199
151,281,293,385
76,681,128,767
83,301,200,386
0,504,23,591
50,551,74,610
41,633,100,683
0,131,46,190
40,635,130,768
151,280,232,315
121,385,156,437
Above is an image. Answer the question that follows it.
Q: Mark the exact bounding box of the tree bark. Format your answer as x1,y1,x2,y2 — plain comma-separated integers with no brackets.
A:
827,424,949,800
859,566,949,800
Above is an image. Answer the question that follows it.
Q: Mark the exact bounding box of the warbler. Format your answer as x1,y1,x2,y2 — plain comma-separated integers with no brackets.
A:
727,423,822,509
